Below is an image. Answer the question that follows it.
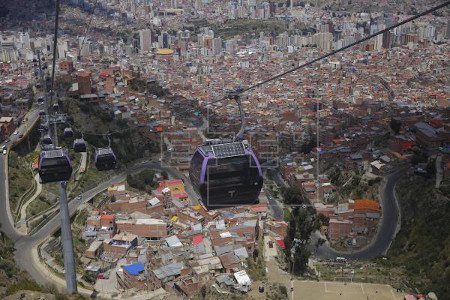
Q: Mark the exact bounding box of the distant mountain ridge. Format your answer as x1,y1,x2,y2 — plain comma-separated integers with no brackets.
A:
0,0,55,19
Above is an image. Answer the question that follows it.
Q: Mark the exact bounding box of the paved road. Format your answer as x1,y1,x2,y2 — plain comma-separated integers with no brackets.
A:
266,194,284,220
1,156,198,291
272,168,404,260
314,170,404,260
0,108,39,242
0,155,23,241
19,174,42,224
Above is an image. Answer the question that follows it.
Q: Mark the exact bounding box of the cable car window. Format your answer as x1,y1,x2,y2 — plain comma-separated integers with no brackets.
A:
206,156,251,183
41,157,70,167
190,151,203,182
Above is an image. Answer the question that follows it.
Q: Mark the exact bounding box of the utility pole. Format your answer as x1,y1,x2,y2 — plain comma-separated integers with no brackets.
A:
316,97,320,204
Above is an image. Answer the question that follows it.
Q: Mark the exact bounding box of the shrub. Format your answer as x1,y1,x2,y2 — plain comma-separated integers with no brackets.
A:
6,278,42,295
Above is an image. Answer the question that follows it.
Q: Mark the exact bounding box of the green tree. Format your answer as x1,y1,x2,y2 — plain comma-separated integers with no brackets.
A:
282,187,307,205
390,118,402,134
426,158,436,175
317,213,330,227
284,206,317,276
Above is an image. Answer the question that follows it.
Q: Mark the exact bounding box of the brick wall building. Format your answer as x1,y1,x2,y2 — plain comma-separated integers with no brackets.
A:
328,219,352,241
116,219,167,240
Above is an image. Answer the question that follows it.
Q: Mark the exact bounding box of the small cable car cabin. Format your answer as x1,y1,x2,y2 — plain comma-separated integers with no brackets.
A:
38,149,72,183
41,135,52,145
73,139,87,152
64,127,74,138
94,147,117,171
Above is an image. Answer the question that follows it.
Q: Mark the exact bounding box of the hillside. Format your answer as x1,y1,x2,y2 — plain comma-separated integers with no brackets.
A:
317,0,448,15
0,0,54,19
0,232,42,296
61,97,160,164
386,175,450,298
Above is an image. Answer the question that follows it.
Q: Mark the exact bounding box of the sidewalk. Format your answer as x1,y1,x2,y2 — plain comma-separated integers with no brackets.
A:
18,174,42,228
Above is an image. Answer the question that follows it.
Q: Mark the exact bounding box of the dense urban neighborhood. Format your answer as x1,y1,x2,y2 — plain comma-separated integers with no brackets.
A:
0,0,449,300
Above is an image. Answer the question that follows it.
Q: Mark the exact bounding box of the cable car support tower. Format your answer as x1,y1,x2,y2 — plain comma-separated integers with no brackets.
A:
40,0,77,293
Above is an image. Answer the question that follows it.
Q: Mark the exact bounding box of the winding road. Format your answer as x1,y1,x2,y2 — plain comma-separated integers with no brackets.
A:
0,108,404,291
274,169,404,260
1,142,198,293
313,170,404,260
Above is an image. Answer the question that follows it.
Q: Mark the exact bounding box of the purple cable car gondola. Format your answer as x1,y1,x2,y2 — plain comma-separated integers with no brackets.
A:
95,147,117,171
73,138,87,152
189,140,263,209
38,149,72,183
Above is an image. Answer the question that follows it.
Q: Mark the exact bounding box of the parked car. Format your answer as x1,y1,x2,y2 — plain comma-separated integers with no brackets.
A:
97,273,109,280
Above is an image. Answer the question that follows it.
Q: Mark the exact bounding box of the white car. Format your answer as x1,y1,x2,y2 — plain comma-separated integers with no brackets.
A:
13,130,18,135
2,149,7,155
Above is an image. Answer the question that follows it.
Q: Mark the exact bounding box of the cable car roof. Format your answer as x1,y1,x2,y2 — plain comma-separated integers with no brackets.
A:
212,142,246,158
199,141,249,158
96,148,114,155
41,149,66,158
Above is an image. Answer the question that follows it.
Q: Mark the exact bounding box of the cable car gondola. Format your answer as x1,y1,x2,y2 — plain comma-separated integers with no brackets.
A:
73,139,87,152
39,123,49,132
41,135,53,145
94,147,117,171
38,149,72,183
189,92,263,209
64,127,74,138
189,140,263,209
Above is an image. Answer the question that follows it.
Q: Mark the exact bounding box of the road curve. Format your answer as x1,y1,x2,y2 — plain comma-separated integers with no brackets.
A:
273,168,404,260
314,169,404,260
11,161,197,290
0,108,40,242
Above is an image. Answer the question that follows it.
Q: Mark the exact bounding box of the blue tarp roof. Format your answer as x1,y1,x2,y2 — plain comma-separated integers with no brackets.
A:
123,262,144,276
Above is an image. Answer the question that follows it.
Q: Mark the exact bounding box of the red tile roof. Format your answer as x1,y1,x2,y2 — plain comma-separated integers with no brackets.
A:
101,214,115,221
354,199,381,212
276,239,286,249
192,235,203,245
250,203,268,213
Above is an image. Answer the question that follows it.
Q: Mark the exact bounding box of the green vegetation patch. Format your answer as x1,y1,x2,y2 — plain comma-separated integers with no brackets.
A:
210,19,308,40
26,194,55,217
126,169,157,193
387,176,450,297
8,151,35,216
0,232,43,297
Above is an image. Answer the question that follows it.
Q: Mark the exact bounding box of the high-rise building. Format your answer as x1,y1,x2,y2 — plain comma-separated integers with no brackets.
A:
139,29,152,53
158,31,171,48
382,31,393,48
77,70,92,95
19,32,30,49
212,37,222,55
57,40,68,59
